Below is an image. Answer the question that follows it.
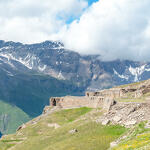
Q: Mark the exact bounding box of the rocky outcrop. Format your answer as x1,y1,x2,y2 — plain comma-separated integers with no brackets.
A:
100,102,150,127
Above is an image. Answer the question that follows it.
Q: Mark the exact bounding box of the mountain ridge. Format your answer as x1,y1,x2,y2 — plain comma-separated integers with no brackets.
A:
1,40,150,90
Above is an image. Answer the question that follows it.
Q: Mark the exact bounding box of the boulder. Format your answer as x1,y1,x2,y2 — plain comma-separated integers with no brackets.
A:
69,129,78,134
102,119,110,125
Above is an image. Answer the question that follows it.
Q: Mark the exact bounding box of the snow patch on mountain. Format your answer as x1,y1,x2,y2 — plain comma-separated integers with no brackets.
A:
0,46,12,51
0,52,41,70
113,69,129,80
0,53,16,68
51,46,64,50
57,71,65,80
129,65,148,82
38,65,47,72
114,64,150,82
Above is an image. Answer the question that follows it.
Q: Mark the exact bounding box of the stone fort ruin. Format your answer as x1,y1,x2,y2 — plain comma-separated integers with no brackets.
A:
49,88,127,110
49,83,150,110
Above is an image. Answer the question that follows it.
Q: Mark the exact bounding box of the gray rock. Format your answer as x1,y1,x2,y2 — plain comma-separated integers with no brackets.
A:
113,116,122,122
69,129,78,134
102,119,110,125
124,120,137,126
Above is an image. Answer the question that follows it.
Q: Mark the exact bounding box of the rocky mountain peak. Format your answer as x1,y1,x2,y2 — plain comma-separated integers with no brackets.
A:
1,40,150,91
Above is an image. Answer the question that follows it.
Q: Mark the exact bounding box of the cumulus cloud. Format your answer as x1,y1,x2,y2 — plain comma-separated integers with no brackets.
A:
59,0,150,61
0,0,88,43
1,0,150,61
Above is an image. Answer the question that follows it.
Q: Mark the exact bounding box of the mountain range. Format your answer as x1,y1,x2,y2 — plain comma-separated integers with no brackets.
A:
1,40,150,134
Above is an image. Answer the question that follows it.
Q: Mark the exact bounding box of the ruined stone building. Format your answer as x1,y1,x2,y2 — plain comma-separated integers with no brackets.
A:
49,85,149,110
49,88,123,110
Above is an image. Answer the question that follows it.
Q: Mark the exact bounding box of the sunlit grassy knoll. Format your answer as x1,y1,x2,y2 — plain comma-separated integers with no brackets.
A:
0,107,127,150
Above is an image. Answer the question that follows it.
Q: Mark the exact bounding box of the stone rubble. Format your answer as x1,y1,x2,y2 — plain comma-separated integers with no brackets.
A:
100,102,150,127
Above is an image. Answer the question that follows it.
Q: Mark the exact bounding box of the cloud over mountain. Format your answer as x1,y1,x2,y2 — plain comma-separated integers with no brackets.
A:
0,0,87,43
1,0,150,61
60,0,150,61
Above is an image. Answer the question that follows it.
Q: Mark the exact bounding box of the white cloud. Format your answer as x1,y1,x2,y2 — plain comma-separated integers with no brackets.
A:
1,0,150,61
0,0,88,43
59,0,150,61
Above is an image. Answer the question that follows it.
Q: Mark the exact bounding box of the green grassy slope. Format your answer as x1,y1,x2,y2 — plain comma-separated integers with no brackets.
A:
0,107,127,150
0,100,31,135
0,70,85,136
0,72,84,118
112,122,150,150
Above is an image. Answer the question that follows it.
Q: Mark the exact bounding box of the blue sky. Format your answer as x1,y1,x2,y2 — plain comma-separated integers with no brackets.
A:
87,0,99,5
66,0,99,24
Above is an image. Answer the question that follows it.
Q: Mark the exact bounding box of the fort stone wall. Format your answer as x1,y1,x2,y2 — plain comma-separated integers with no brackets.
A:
50,96,106,109
86,88,123,99
49,87,140,110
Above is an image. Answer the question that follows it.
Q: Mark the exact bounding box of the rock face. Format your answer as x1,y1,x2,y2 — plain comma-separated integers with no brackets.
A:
101,102,150,127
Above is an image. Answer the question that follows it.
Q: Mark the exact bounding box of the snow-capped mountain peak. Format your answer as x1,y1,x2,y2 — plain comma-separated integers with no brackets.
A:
1,40,150,90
